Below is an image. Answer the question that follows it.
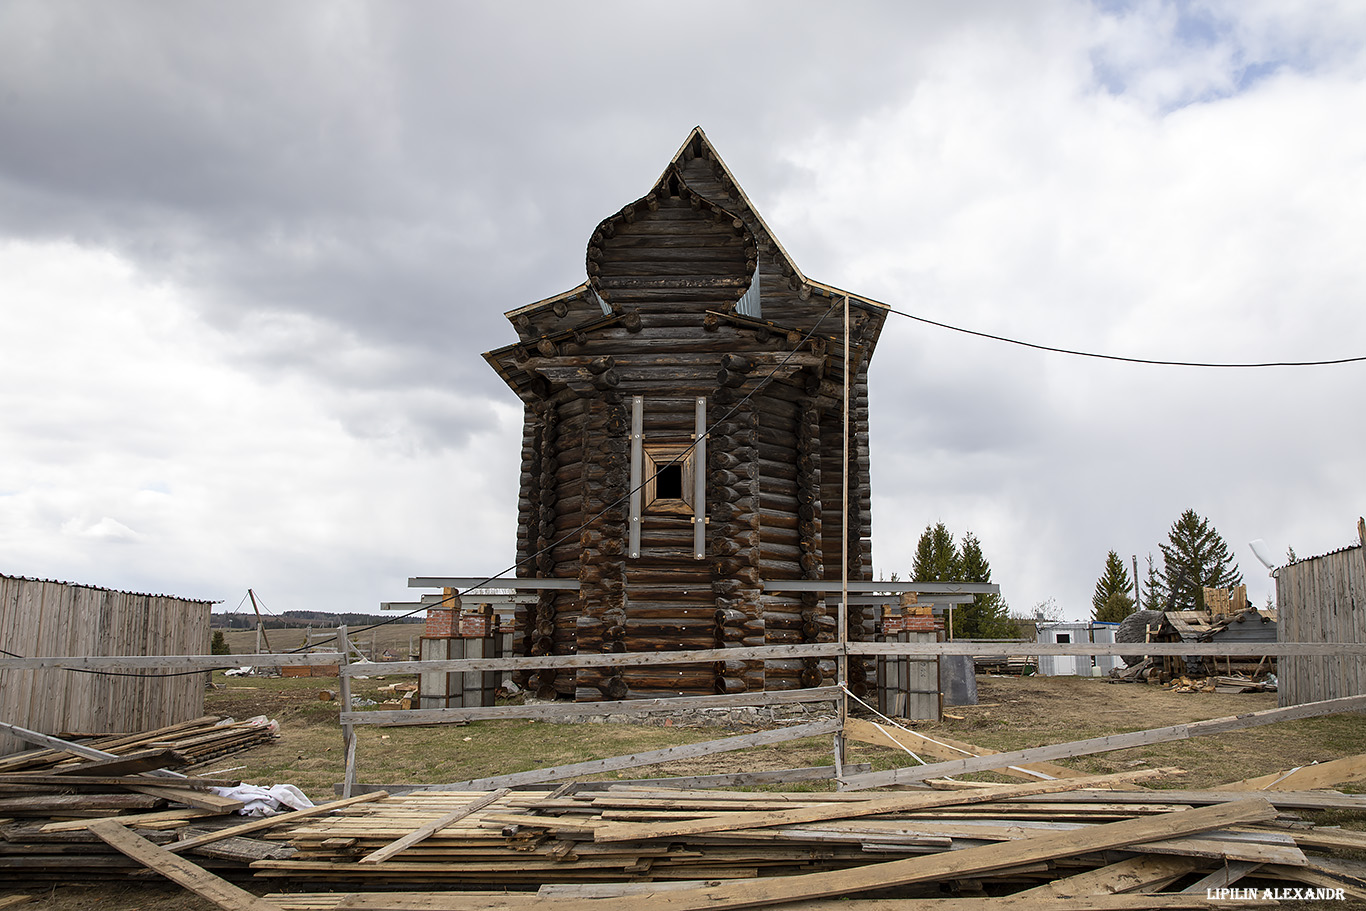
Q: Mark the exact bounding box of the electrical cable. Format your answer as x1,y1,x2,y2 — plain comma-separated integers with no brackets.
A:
884,304,1366,368
293,299,847,651
0,646,236,678
33,296,1354,676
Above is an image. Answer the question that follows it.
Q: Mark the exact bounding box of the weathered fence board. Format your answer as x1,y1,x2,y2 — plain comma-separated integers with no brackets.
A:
0,575,213,756
1277,527,1366,707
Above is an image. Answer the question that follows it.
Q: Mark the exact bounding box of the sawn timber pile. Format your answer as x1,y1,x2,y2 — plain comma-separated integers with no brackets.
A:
251,769,1366,905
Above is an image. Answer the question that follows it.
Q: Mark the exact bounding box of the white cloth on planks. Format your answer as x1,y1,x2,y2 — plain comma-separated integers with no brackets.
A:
211,783,315,816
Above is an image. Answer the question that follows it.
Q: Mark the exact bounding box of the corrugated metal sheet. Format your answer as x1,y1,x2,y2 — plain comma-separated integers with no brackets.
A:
735,268,761,318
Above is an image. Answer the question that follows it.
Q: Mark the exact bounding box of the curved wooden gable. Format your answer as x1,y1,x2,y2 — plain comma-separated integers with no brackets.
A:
588,165,757,313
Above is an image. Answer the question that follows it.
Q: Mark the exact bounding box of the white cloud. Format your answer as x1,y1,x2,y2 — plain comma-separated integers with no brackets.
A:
0,2,1363,625
771,4,1366,615
0,240,520,609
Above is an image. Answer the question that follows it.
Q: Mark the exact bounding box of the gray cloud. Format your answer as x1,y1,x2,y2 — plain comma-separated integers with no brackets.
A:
1,1,1363,618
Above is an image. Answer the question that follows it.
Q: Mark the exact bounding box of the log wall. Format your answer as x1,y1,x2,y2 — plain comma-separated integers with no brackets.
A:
485,129,888,701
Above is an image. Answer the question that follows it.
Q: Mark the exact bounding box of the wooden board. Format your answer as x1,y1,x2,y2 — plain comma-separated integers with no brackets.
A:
328,894,1264,911
332,799,1275,910
843,718,1079,781
590,769,1166,843
843,693,1366,789
88,819,284,911
167,790,388,854
359,789,509,864
1213,752,1366,791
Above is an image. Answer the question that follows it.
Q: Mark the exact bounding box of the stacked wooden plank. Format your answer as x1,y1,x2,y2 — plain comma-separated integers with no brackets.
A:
0,715,285,883
245,771,1366,903
0,715,277,775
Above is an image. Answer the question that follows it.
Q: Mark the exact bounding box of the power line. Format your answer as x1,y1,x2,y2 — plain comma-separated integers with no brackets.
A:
310,300,847,648
884,305,1366,368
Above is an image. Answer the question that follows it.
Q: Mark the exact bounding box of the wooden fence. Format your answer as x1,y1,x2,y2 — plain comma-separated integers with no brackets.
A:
1277,521,1366,707
0,575,214,756
6,634,1366,791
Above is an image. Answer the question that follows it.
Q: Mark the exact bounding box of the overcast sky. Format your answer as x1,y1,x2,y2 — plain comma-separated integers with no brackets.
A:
2,1,1363,625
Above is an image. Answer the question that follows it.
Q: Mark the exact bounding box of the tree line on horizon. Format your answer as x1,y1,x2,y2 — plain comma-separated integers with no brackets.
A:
905,523,1020,639
903,508,1246,636
1090,508,1243,623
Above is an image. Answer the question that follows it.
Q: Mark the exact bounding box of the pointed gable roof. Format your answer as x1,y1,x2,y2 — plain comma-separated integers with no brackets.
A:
484,128,888,398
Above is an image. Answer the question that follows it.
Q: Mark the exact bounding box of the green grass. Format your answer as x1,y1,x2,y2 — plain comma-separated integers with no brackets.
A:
201,672,1366,805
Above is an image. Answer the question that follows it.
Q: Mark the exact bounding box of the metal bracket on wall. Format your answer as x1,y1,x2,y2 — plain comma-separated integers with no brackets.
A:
628,395,643,559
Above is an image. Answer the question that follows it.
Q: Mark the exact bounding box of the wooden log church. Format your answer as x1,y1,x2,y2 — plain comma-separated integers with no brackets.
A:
483,128,888,701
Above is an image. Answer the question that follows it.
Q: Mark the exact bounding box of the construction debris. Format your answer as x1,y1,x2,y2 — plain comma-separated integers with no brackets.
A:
2,721,1366,910
233,773,1366,908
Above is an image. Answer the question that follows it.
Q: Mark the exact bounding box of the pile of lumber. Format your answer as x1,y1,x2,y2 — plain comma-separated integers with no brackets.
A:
3,766,1366,908
240,769,1366,905
0,714,278,775
1167,675,1276,695
0,715,286,883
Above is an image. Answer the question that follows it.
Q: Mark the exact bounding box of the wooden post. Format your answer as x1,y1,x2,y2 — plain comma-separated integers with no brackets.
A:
248,589,271,654
835,293,850,780
338,625,357,798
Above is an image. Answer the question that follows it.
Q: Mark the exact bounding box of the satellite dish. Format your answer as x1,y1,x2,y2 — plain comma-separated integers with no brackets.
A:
1248,539,1279,573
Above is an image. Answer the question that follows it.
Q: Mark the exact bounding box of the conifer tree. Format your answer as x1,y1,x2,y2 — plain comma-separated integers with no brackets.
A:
954,531,1018,639
1092,550,1136,622
1140,553,1166,612
1159,509,1242,610
912,522,960,581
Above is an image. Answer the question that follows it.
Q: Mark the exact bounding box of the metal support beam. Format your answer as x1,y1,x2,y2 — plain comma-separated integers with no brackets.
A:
629,395,643,559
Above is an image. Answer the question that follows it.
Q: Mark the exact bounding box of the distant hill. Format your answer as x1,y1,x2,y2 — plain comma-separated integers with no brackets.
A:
212,610,423,630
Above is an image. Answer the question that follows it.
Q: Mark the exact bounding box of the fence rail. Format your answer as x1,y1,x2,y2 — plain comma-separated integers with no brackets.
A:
0,639,1356,674
4,631,1358,797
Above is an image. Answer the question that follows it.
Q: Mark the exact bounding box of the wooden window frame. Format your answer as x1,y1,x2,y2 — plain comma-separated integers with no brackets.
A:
643,445,695,515
628,396,708,560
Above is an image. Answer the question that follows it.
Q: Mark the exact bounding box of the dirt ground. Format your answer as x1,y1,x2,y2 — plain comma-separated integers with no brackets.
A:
5,672,1364,910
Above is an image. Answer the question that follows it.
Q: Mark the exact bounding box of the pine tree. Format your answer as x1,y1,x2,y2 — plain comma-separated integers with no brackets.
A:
1140,553,1166,612
954,531,1018,639
1092,550,1135,622
912,522,960,581
1159,509,1243,610
210,629,230,656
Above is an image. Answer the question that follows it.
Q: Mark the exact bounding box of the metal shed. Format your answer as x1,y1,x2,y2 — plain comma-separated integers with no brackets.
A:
1036,621,1120,676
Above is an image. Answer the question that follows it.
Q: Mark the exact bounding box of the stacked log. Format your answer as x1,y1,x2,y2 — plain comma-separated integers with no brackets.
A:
529,401,562,699
575,398,629,701
796,399,834,689
709,393,763,695
484,130,891,705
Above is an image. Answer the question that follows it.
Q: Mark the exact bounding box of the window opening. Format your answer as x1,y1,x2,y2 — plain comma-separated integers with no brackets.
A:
629,396,708,559
655,463,683,500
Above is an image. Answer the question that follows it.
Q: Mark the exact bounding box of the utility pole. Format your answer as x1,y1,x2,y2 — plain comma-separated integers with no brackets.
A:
1132,555,1140,610
248,589,272,654
834,293,850,783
